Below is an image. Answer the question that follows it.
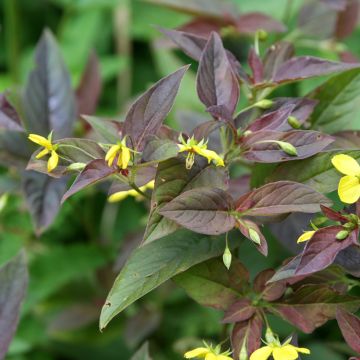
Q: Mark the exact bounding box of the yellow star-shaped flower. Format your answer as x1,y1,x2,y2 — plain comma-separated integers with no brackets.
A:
28,133,59,172
332,154,360,204
297,230,315,243
250,337,310,360
108,181,154,203
184,342,232,360
105,138,131,169
178,135,224,169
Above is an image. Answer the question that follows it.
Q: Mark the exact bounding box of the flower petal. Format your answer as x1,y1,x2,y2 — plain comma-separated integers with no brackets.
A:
272,345,299,360
105,145,120,162
184,347,209,358
47,151,59,172
250,346,273,360
297,230,315,243
29,134,52,149
35,148,50,159
293,347,310,355
338,175,360,204
195,147,224,166
332,154,360,176
205,353,217,360
120,146,131,169
108,191,130,203
216,355,233,360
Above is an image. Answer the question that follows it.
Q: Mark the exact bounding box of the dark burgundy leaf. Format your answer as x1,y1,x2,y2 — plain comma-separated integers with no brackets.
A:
197,32,239,115
254,269,286,301
158,27,207,61
159,187,236,235
246,105,295,132
271,97,318,128
236,181,331,216
295,226,356,276
0,94,23,131
23,171,67,233
242,130,334,163
335,245,360,278
272,56,359,85
76,50,102,116
340,51,359,63
192,120,224,141
123,66,188,151
336,308,360,353
248,48,263,84
235,12,286,34
206,104,234,123
263,42,294,80
0,252,28,359
335,0,360,39
332,130,360,148
0,130,30,168
142,136,179,162
272,284,360,333
23,29,76,139
223,299,255,323
320,204,349,223
231,314,263,360
177,17,225,38
62,159,116,202
228,175,251,200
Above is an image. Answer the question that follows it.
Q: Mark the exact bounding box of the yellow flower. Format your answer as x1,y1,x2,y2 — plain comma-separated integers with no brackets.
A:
105,138,131,169
108,181,154,203
178,135,224,169
332,154,360,204
250,338,310,360
28,133,59,172
297,230,315,243
184,342,232,360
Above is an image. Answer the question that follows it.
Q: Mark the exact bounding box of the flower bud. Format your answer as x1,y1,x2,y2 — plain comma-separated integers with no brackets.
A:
343,222,356,230
223,246,232,270
256,29,268,41
255,99,273,109
243,130,253,137
287,116,301,129
277,141,298,156
67,162,86,171
265,328,276,343
249,228,261,245
336,229,349,240
239,342,248,360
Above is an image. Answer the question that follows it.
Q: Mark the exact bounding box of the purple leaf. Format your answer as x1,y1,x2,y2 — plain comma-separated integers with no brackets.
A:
242,130,334,163
272,284,360,333
272,56,360,85
23,29,76,139
248,48,263,84
236,181,332,217
263,42,294,80
320,0,347,10
295,226,357,276
231,314,263,360
320,204,349,223
62,159,116,202
223,299,255,323
335,0,360,39
0,130,30,168
0,93,23,131
246,105,295,132
235,12,286,34
143,158,228,243
192,120,224,141
336,308,360,353
142,136,179,162
76,50,102,116
158,27,207,61
123,66,188,151
23,171,67,234
254,269,286,301
0,252,28,359
332,130,360,149
206,104,234,123
159,187,236,235
197,32,239,115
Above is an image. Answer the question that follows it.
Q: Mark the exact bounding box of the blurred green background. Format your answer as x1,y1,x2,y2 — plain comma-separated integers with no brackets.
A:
1,0,360,359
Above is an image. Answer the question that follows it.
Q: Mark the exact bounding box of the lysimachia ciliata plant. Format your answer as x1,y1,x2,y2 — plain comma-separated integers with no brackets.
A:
2,0,360,359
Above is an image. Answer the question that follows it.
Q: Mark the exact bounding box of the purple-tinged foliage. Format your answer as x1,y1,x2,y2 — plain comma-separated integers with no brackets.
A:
196,32,239,115
336,308,360,353
123,66,188,151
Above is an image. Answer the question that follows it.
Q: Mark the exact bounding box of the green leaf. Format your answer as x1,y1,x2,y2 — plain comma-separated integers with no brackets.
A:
267,150,360,193
0,232,23,268
174,258,249,310
82,115,122,143
310,68,360,133
99,229,235,330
